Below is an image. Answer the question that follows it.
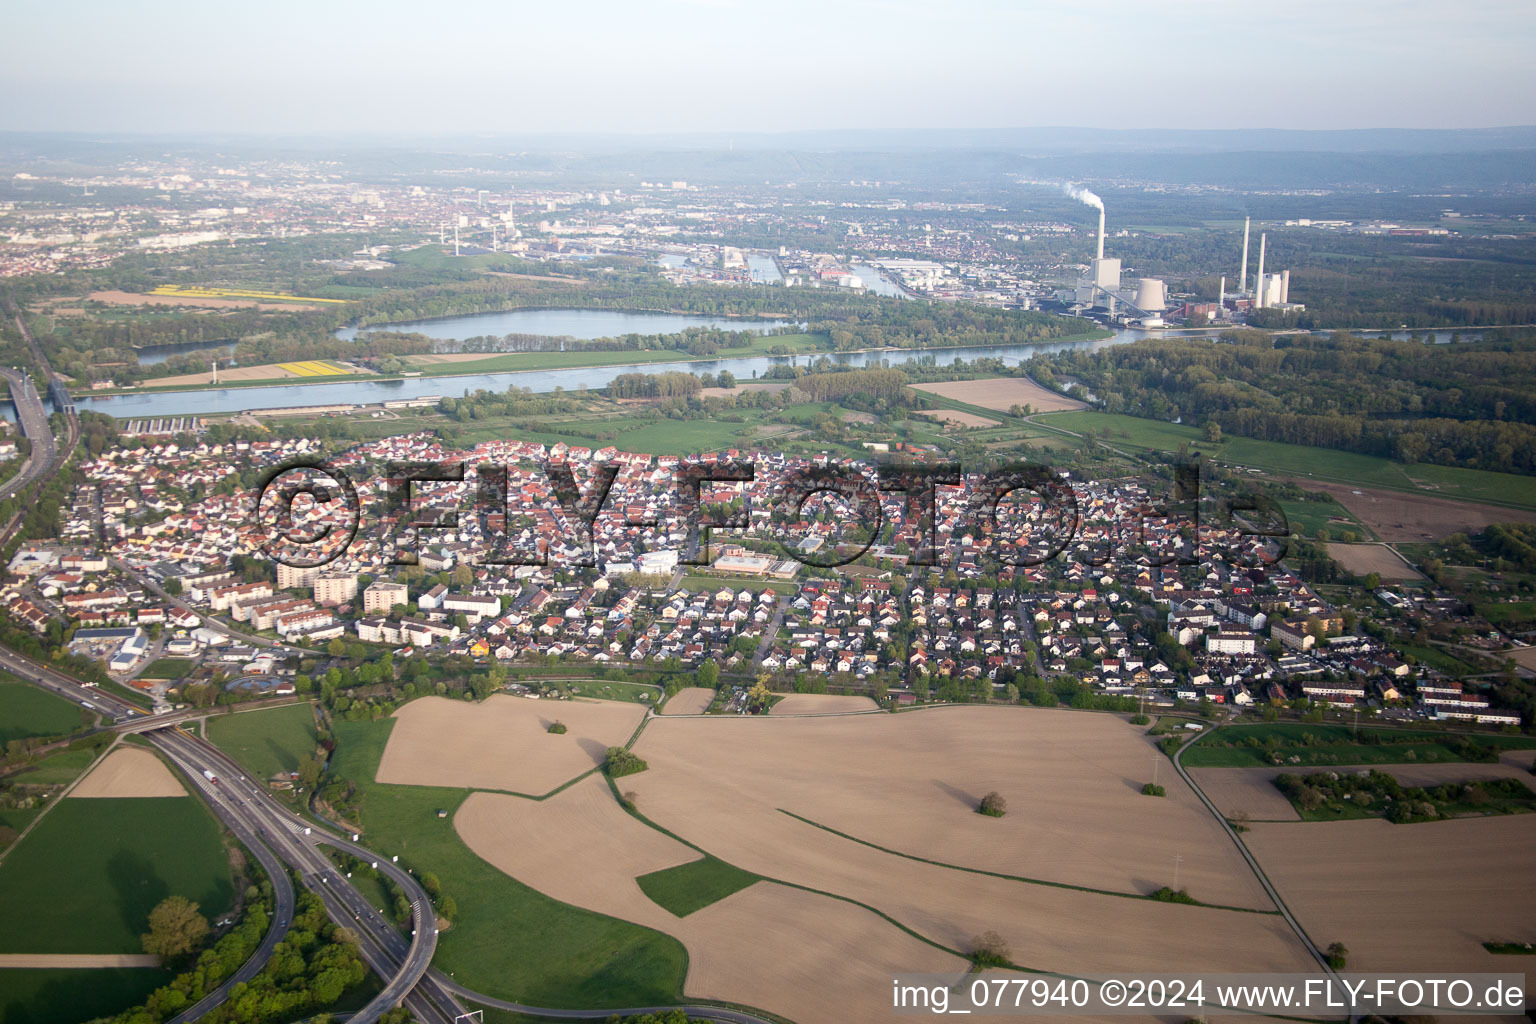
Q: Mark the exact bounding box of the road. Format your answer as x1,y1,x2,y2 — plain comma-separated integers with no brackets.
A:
150,728,458,1024
1171,724,1340,978
155,742,299,1024
112,557,312,654
0,367,56,504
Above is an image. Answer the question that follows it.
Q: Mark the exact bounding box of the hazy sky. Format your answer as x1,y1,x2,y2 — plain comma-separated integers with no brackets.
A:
5,0,1534,135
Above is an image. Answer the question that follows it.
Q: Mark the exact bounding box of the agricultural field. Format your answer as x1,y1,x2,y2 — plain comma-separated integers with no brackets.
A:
911,376,1084,413
327,718,690,1008
0,677,81,745
767,694,879,715
631,707,1273,910
1041,410,1536,510
1180,723,1536,768
1187,767,1303,822
1325,542,1423,580
0,966,174,1024
68,747,185,799
0,797,232,954
1245,816,1536,975
621,707,1313,979
1302,480,1536,542
206,703,320,783
147,284,347,305
376,694,645,794
276,359,352,377
659,687,715,715
144,360,370,388
454,776,965,1024
915,409,999,429
87,289,324,311
1275,496,1371,541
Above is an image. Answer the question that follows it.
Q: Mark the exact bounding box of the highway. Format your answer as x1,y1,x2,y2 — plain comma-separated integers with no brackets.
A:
0,367,56,504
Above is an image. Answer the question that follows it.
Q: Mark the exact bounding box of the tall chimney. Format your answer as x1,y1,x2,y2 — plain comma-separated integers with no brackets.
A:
1255,233,1266,309
1239,217,1250,293
1219,275,1225,314
1096,206,1106,261
454,222,460,257
1281,268,1290,305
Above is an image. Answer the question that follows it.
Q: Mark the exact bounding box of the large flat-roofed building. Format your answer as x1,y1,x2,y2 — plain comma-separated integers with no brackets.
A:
314,573,359,606
363,581,409,614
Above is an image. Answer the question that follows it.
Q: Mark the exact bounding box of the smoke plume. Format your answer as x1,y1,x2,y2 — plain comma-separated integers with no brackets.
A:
1063,183,1104,211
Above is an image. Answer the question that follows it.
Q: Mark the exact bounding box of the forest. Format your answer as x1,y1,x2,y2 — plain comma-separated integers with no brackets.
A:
1034,329,1536,475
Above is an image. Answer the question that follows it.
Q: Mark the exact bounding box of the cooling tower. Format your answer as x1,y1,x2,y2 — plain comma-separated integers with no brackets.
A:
1134,278,1167,312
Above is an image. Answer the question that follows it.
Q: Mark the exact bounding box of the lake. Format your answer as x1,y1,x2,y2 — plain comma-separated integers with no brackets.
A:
334,307,789,343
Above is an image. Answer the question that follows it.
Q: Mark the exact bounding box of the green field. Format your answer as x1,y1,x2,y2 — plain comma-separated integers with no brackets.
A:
0,679,81,746
553,679,662,706
0,798,233,954
1182,723,1536,769
0,966,174,1024
1477,601,1536,627
137,658,197,681
407,332,829,375
636,855,760,918
8,744,103,787
1399,644,1484,676
206,703,318,782
1277,498,1372,541
327,717,688,1007
1042,410,1536,510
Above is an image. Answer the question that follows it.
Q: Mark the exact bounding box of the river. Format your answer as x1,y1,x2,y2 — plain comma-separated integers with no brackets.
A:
62,311,1492,420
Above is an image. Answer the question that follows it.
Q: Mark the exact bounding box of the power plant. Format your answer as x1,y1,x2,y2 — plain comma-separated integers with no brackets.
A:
1058,191,1302,326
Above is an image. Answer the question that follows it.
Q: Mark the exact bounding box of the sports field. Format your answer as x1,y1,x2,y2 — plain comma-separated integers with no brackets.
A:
207,703,319,782
0,677,80,745
0,797,232,954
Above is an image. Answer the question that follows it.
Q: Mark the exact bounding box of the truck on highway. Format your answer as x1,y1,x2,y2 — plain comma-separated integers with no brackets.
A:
202,769,218,784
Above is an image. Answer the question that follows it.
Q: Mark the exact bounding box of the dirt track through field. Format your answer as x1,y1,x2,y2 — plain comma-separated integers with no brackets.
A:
377,694,645,794
660,687,715,715
0,954,163,967
69,748,186,799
